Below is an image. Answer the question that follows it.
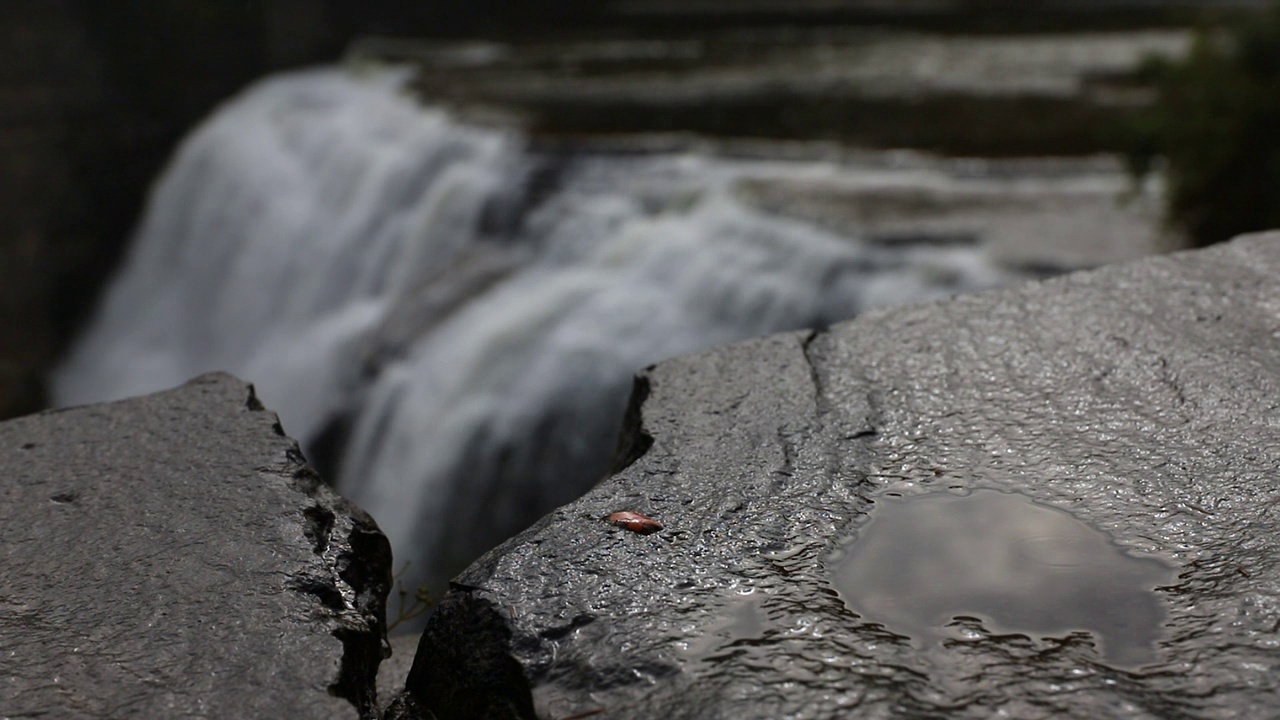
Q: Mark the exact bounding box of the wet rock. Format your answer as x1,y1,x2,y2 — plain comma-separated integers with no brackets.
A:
0,374,391,719
378,633,424,708
394,233,1280,719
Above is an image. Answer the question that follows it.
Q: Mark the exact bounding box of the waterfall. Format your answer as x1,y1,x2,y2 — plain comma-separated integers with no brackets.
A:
54,67,1027,596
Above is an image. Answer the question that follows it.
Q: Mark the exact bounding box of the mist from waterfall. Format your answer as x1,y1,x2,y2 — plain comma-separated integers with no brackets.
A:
54,67,1026,595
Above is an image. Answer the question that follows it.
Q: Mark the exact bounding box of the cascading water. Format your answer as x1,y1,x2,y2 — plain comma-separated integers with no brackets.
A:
54,68,524,443
54,66,1030,597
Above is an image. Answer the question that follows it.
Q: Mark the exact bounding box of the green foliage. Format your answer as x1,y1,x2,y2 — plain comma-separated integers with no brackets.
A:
1127,7,1280,246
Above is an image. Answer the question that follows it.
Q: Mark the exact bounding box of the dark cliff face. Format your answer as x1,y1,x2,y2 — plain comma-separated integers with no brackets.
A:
0,2,102,420
389,235,1280,719
0,373,393,719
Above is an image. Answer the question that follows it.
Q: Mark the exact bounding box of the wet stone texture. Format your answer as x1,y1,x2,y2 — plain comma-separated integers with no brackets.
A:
0,374,392,719
395,234,1280,720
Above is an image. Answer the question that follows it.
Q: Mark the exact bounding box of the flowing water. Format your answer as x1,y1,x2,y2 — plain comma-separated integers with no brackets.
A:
54,66,1099,593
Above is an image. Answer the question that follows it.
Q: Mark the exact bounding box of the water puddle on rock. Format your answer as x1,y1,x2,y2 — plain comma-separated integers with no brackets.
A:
829,489,1179,668
685,593,768,658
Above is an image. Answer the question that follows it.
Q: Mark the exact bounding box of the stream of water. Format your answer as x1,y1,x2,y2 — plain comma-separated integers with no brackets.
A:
54,66,1047,592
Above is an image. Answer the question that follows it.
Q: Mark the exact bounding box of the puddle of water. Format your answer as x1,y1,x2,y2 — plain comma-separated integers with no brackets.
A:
684,593,767,658
830,489,1179,668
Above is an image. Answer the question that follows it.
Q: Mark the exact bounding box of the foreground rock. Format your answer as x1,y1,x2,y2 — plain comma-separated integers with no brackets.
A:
0,374,391,719
394,234,1280,719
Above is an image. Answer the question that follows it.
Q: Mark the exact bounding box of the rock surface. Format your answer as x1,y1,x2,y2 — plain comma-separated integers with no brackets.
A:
378,633,423,708
394,234,1280,719
0,373,391,719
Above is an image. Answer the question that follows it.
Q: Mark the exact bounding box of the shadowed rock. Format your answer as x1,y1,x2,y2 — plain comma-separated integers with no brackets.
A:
0,373,392,719
392,233,1280,719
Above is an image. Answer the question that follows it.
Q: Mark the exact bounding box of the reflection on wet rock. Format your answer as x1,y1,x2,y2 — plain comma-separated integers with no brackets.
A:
830,489,1178,668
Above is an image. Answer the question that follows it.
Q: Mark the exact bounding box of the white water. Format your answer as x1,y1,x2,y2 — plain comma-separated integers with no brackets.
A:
54,67,1028,593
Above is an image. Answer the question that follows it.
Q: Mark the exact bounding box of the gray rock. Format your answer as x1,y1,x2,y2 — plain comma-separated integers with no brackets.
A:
0,373,391,719
394,233,1280,719
378,633,423,708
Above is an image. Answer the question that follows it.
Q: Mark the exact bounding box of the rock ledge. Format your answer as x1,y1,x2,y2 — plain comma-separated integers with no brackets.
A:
395,234,1280,719
0,373,391,719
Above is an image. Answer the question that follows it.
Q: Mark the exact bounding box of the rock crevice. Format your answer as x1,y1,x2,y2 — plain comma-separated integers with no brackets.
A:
0,373,392,719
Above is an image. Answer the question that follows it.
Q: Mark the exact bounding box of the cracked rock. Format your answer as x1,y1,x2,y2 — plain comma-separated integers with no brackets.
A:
390,234,1280,719
0,373,391,719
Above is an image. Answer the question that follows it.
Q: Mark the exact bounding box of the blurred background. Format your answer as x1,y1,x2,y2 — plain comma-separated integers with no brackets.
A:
4,0,1277,600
